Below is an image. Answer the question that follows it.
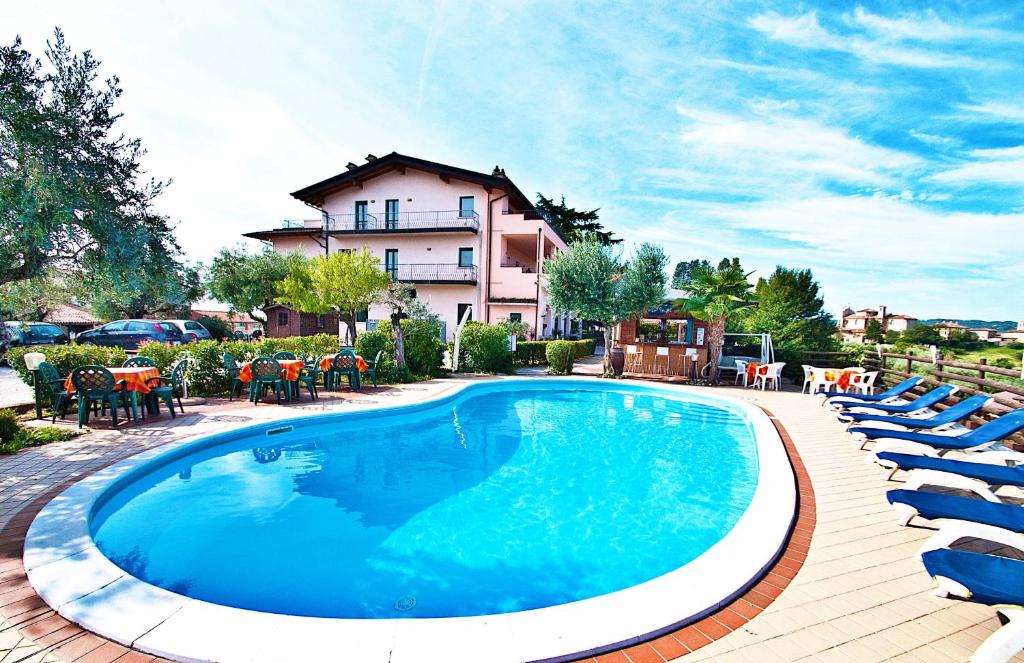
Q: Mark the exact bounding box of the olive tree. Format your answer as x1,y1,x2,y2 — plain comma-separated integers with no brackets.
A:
544,240,668,375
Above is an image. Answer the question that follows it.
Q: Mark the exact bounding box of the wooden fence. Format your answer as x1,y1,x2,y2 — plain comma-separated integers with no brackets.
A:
861,350,1024,449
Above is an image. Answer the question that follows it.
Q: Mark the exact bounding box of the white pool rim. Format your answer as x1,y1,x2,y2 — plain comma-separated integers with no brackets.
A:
24,377,797,663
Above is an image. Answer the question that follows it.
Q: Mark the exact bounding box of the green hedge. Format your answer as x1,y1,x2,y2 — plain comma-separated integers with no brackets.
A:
513,338,595,366
545,341,575,375
0,408,79,454
4,345,130,406
451,322,513,374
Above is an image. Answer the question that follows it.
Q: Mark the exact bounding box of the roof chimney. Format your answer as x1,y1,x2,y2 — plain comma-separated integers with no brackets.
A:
492,165,506,178
345,162,358,171
878,305,887,321
366,154,378,162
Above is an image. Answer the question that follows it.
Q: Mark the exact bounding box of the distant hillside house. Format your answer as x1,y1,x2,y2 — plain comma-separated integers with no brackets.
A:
1001,325,1024,345
190,309,263,335
839,306,918,344
245,152,575,341
933,320,969,339
968,328,1001,342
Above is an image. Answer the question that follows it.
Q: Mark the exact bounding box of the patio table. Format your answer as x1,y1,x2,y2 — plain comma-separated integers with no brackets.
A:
238,359,306,383
820,367,864,391
63,366,161,421
319,355,369,373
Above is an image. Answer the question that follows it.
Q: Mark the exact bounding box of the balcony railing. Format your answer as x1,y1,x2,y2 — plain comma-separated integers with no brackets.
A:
325,210,479,233
387,263,478,284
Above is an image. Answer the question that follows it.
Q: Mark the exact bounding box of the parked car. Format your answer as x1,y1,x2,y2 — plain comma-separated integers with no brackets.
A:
3,321,70,348
76,319,184,350
164,319,212,343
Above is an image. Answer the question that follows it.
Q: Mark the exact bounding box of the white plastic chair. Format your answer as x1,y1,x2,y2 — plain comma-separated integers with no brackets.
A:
654,346,670,376
808,367,838,395
625,345,643,373
735,359,749,386
800,364,813,393
849,370,878,395
753,362,786,391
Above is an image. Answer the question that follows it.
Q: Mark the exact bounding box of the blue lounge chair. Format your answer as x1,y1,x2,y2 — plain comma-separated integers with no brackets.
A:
921,549,1024,663
886,488,1024,531
854,408,1024,454
823,376,923,409
875,451,1024,502
846,394,992,440
836,384,958,423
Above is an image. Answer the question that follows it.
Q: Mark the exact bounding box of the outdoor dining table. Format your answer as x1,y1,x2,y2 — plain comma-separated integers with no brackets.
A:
819,366,864,391
237,359,306,384
318,355,369,374
63,366,161,421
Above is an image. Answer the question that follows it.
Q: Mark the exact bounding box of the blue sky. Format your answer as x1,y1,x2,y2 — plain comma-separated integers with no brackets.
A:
3,1,1022,320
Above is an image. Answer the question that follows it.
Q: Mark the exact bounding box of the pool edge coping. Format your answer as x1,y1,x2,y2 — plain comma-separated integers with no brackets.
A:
5,378,806,663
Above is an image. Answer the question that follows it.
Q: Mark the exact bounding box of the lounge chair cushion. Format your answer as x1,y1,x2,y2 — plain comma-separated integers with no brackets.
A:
876,452,1024,487
886,489,1024,533
922,548,1024,606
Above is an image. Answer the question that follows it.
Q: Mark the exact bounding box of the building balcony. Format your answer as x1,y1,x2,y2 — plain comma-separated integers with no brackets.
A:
324,210,480,234
387,264,478,285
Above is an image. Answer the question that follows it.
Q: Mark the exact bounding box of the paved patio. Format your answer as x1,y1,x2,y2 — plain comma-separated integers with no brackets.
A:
0,376,1021,663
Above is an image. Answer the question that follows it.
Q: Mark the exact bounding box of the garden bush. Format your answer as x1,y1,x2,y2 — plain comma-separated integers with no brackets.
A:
355,329,403,384
453,322,512,373
0,408,79,455
137,341,187,372
196,315,232,341
512,338,595,366
5,344,129,405
545,340,575,375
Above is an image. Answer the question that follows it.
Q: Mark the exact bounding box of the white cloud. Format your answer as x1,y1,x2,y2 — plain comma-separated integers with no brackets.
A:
848,7,1020,43
909,130,959,148
749,11,984,68
930,145,1024,186
747,98,800,115
669,105,918,189
957,102,1024,124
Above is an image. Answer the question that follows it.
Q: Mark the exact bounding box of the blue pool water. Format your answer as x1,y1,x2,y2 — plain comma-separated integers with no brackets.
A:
90,381,759,618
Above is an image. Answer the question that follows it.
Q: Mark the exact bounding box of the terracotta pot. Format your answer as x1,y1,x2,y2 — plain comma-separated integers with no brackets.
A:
609,346,625,376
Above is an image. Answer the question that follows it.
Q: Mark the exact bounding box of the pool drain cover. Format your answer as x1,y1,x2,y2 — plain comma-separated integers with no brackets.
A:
394,594,416,612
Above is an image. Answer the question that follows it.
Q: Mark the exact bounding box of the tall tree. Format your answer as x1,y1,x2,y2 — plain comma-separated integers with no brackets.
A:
535,194,619,245
671,259,712,289
206,247,294,323
742,266,837,351
544,240,668,375
373,282,435,369
87,253,203,319
675,261,756,383
276,250,391,345
0,271,76,321
1,30,181,339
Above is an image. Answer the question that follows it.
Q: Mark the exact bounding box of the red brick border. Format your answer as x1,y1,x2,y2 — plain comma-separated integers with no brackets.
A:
0,407,813,663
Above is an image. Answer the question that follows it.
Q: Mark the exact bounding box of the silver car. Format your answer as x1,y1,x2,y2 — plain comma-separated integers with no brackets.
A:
165,319,213,343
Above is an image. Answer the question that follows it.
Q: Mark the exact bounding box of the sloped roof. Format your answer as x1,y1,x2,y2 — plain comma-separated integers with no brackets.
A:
290,152,537,212
42,303,100,325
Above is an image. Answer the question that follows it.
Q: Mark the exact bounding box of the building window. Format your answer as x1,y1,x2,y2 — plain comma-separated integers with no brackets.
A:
458,247,473,267
385,199,399,228
509,313,522,323
277,311,288,327
315,315,325,330
354,200,368,229
457,303,472,323
385,249,398,279
459,196,474,217
356,309,368,322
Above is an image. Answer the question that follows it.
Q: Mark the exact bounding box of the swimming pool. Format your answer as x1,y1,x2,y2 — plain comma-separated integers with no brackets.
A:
26,379,795,662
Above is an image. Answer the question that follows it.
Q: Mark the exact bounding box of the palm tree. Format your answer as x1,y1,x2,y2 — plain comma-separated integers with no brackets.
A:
675,262,755,384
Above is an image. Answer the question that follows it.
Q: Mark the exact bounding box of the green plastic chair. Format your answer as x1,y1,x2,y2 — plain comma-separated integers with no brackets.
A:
294,365,319,401
147,359,189,418
363,350,385,388
249,357,286,405
122,356,157,368
38,361,73,423
71,366,131,428
223,352,244,401
272,351,296,360
326,350,360,391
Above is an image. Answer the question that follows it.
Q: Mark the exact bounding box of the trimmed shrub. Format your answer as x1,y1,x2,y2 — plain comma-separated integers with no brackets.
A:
573,338,596,359
355,329,401,384
455,322,512,374
0,409,19,444
512,338,595,366
4,344,129,405
137,341,187,372
545,341,575,375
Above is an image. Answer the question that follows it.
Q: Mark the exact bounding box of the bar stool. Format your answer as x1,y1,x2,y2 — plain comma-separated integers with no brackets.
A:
625,345,643,373
654,346,670,376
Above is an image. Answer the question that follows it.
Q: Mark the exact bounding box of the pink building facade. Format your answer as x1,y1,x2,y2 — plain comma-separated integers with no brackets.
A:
246,153,575,340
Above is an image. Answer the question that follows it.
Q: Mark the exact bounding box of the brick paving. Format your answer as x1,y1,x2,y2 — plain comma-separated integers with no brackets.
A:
0,377,1021,662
